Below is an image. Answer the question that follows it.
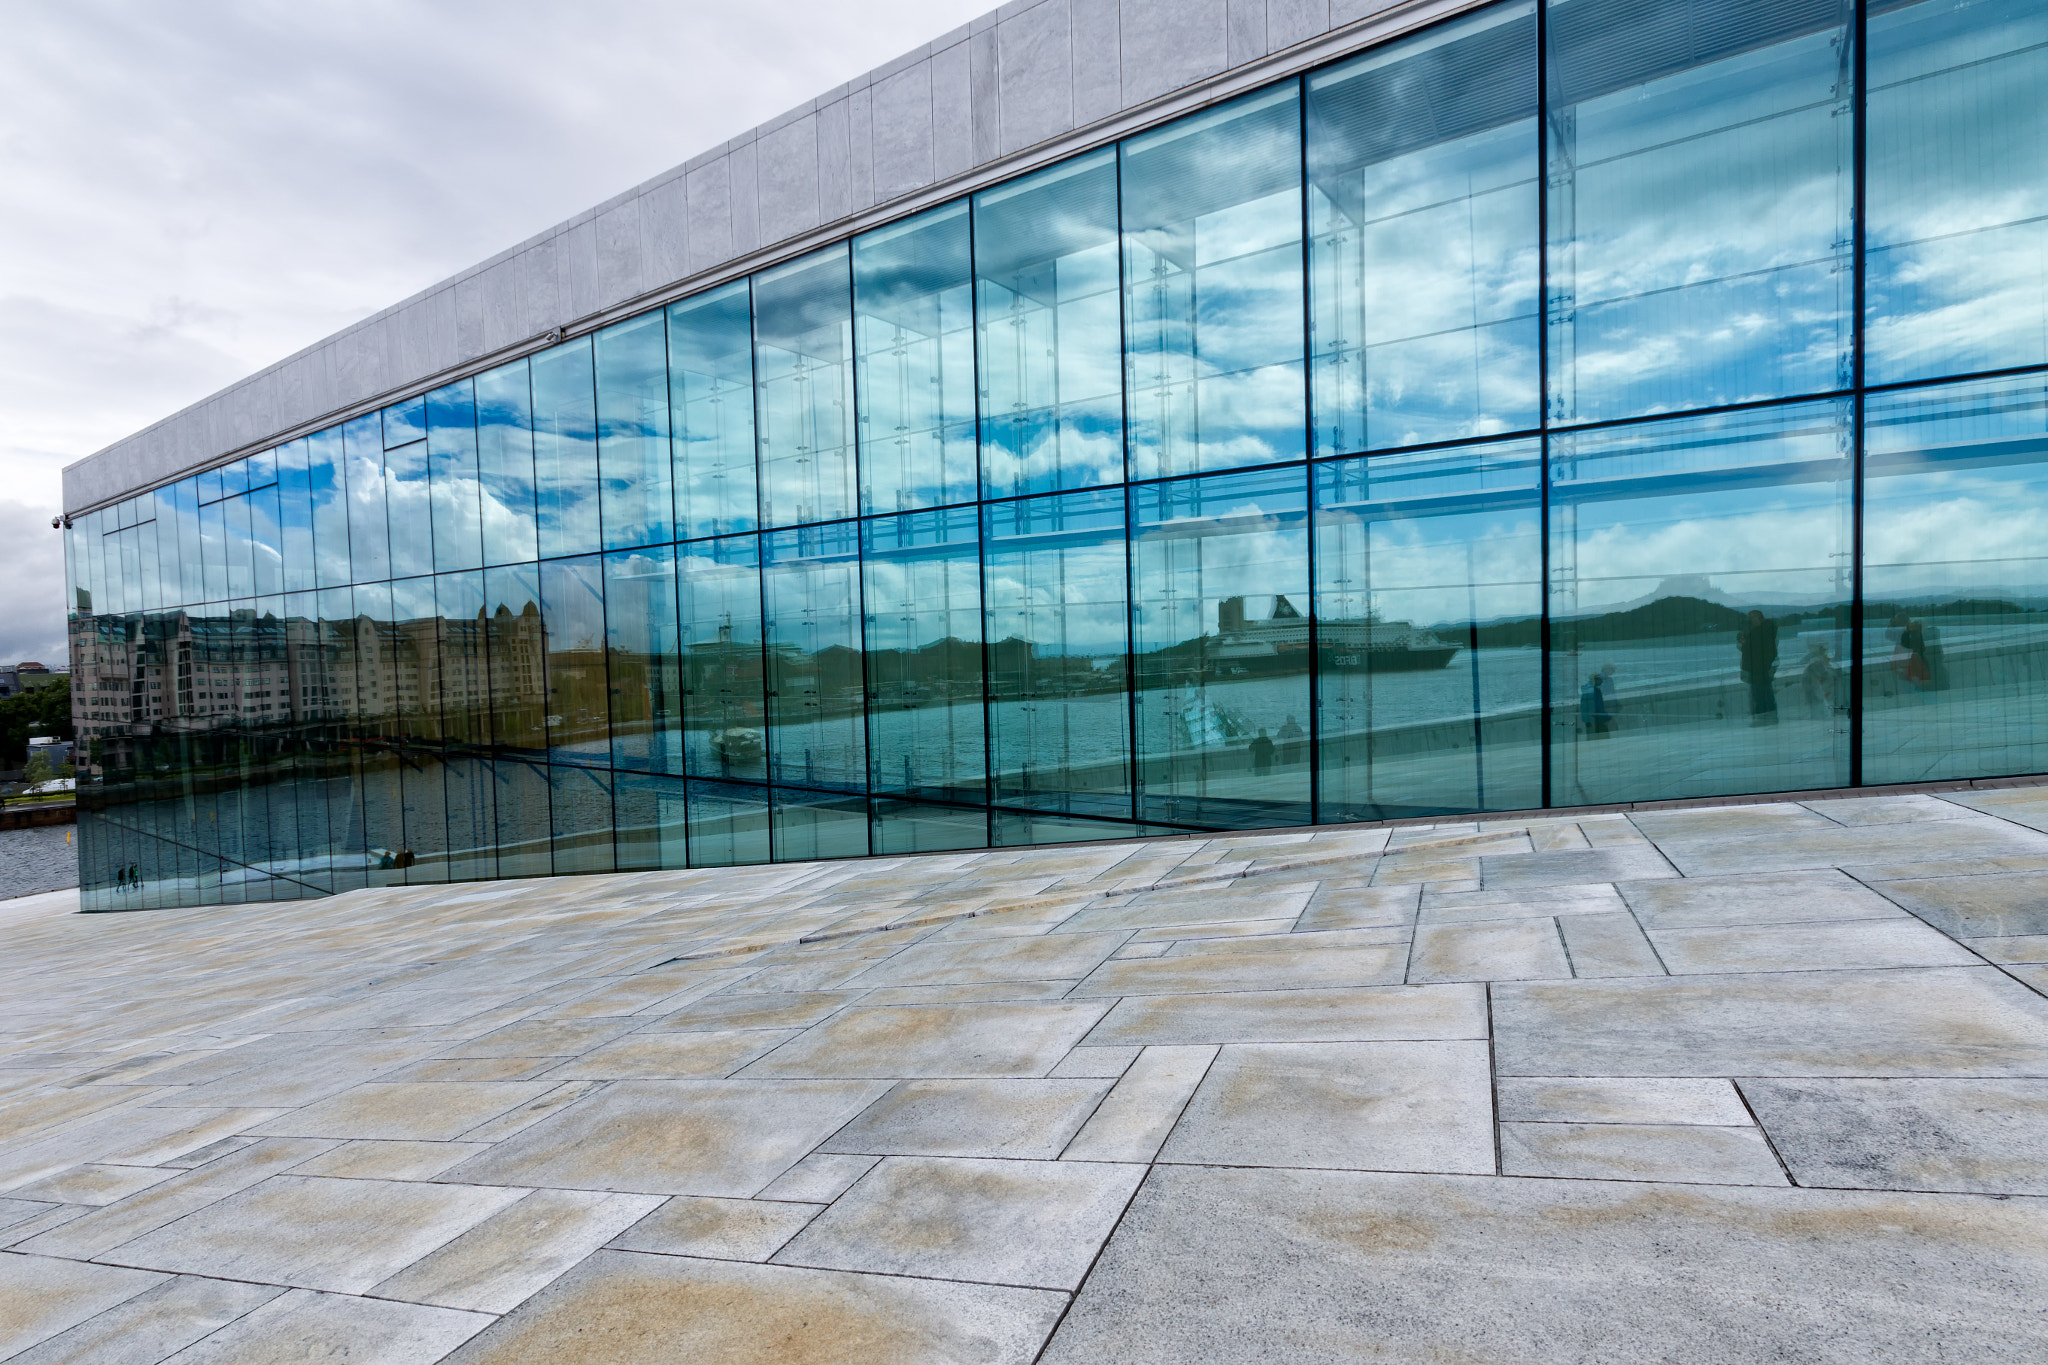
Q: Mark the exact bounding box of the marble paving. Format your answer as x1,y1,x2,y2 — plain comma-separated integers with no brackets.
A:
5,786,2048,1362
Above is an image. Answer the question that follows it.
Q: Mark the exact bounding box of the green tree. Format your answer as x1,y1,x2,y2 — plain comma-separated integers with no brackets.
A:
0,676,73,768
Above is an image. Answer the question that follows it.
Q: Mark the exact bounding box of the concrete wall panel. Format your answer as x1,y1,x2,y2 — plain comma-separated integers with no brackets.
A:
872,64,935,201
999,0,1073,154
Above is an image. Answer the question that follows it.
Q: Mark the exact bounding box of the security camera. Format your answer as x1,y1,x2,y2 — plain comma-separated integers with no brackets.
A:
50,517,61,530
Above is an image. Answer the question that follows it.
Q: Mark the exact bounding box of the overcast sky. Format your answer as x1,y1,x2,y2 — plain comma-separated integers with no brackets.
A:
0,0,987,667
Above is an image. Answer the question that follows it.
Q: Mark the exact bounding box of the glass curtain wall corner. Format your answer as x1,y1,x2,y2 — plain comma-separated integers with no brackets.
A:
67,0,2048,909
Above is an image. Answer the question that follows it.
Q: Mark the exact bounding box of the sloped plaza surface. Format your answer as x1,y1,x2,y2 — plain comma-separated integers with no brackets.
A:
5,786,2048,1362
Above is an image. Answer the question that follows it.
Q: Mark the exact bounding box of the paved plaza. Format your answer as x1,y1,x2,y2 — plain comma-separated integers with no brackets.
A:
5,786,2048,1362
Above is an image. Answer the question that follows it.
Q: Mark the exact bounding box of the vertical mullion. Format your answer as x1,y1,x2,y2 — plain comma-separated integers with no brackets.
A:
1536,0,1554,811
845,250,877,857
1297,76,1322,827
967,203,998,849
748,277,777,864
1848,0,1868,789
1116,140,1141,826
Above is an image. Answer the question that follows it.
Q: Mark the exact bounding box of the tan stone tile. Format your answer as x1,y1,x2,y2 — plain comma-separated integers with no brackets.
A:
1499,1121,1788,1185
821,1079,1111,1159
6,1164,177,1207
645,989,868,1033
371,1188,662,1313
1048,1046,1140,1079
158,1288,488,1364
1071,944,1406,997
1086,982,1487,1046
738,1002,1111,1079
455,1082,603,1143
753,1154,880,1204
248,1081,556,1142
846,933,1127,988
541,1029,798,1080
1409,920,1571,983
608,1194,821,1261
1497,1077,1752,1126
1062,1046,1216,1163
1649,919,1980,974
290,1140,492,1182
4,1275,281,1365
1558,912,1666,977
0,1251,165,1358
437,1018,637,1059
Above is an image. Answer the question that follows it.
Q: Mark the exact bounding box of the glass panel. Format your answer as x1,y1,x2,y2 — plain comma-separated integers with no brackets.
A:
247,446,277,491
604,545,683,774
1131,465,1311,828
224,494,256,600
1866,0,2048,385
435,571,488,750
854,201,979,513
550,764,615,875
596,311,674,550
477,360,541,566
198,465,223,505
442,754,497,883
762,522,866,791
493,757,552,878
343,414,391,583
755,245,856,528
1548,399,1853,804
428,380,484,574
1862,374,2048,783
993,811,1155,846
315,584,367,892
278,438,315,593
532,339,602,559
1545,0,1854,424
872,799,988,854
385,440,433,580
199,499,227,603
680,535,767,784
613,770,689,871
389,576,439,746
1123,84,1306,480
175,478,204,606
250,482,283,598
308,426,352,590
220,458,250,499
984,487,1132,819
1314,439,1543,820
484,563,548,757
863,506,985,803
771,787,868,860
685,779,770,866
976,148,1125,499
383,395,426,448
1307,2,1539,455
539,555,609,767
669,281,760,539
353,581,406,886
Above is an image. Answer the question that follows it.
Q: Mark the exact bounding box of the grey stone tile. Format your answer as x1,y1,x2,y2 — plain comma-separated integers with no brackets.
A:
1479,848,1676,889
1619,869,1911,929
1295,883,1418,932
1410,921,1571,983
541,1028,798,1079
1558,912,1666,977
1125,917,1296,942
1071,944,1406,997
1063,1046,1216,1163
1967,934,2048,964
1647,919,1980,974
1629,802,1843,841
775,1155,1145,1290
847,932,1126,987
1049,1045,1140,1079
444,1079,887,1196
159,1288,488,1364
1158,1041,1494,1174
821,1079,1110,1159
608,1194,821,1261
246,1081,554,1141
1163,926,1410,956
646,989,867,1032
5,1274,281,1365
1058,886,1313,934
437,1017,636,1058
1804,794,1976,825
440,1249,1066,1364
1499,1122,1787,1185
1497,1077,1752,1126
1419,883,1629,923
1495,967,2048,1076
1740,1078,2048,1195
370,1188,661,1313
737,1002,1110,1078
7,1163,177,1207
1086,983,1486,1046
0,1251,165,1359
289,1140,490,1181
1038,1165,2048,1363
453,1081,600,1143
1870,872,2048,938
104,1175,524,1293
753,1153,880,1204
1657,818,2048,878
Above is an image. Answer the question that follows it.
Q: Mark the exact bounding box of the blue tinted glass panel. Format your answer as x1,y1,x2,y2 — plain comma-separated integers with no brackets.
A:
198,466,223,505
1131,466,1311,828
1314,439,1543,819
762,522,866,791
220,458,250,499
485,563,547,757
384,440,433,579
436,570,488,750
863,506,985,804
983,487,1131,819
308,427,351,589
477,361,541,566
1545,0,1854,424
755,245,856,527
684,779,770,866
771,787,869,861
532,339,601,559
246,446,276,491
596,311,674,550
1862,374,2048,783
679,535,766,784
604,545,682,775
427,380,484,574
976,149,1125,499
1308,2,1538,455
199,499,228,603
1123,85,1306,480
249,482,283,597
383,395,426,448
1548,399,1853,804
854,202,979,513
871,800,988,855
669,281,759,539
174,478,204,606
550,764,614,875
539,555,609,767
613,771,689,871
277,439,315,594
1866,0,2048,384
388,576,438,745
343,414,391,582
224,494,255,600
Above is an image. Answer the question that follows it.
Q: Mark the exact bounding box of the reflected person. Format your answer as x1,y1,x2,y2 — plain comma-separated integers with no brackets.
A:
1739,610,1779,725
1249,728,1275,776
1277,714,1305,766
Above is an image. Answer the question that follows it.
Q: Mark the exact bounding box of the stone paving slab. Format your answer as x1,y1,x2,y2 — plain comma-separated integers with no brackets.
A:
5,784,2048,1360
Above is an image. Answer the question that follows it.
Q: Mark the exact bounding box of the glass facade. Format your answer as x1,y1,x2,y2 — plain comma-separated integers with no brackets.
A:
68,0,2048,909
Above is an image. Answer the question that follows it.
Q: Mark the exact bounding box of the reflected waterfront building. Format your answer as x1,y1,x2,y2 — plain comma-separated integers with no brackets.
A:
62,0,2048,907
